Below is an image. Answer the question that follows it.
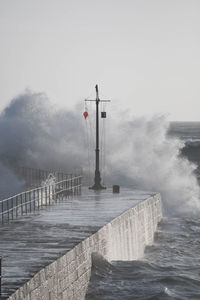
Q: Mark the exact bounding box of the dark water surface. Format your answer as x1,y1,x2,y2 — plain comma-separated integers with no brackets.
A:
86,122,200,300
86,217,200,300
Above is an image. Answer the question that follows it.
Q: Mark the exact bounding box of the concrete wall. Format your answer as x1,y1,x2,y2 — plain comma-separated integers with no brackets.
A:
8,193,162,300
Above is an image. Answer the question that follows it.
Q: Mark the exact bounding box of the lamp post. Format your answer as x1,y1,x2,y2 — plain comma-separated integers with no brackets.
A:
85,85,110,190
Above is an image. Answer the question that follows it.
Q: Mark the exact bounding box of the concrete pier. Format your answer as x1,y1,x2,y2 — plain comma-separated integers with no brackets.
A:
0,188,162,300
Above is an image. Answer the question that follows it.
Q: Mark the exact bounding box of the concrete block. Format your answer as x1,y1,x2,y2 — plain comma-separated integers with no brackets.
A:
77,262,88,278
69,269,78,283
30,287,40,299
44,265,53,280
68,260,76,274
39,269,46,283
57,268,66,282
63,287,73,299
88,236,94,248
66,250,76,264
31,273,40,291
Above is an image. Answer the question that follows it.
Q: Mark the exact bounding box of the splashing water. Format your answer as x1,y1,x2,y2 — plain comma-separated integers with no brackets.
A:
41,173,56,187
105,115,200,216
0,91,199,216
0,91,86,197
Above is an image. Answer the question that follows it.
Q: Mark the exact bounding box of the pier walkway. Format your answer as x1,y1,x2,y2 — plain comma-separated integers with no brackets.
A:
0,188,154,299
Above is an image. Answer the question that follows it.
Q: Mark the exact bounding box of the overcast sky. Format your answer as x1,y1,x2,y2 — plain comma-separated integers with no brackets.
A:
0,0,200,120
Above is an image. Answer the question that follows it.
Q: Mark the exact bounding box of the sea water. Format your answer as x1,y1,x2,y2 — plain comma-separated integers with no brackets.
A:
86,122,200,300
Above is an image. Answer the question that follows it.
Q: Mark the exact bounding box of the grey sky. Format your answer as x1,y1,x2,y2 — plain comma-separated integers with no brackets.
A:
0,0,200,120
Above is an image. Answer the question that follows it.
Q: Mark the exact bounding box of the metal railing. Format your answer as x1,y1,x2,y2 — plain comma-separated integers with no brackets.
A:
17,166,82,190
0,175,82,224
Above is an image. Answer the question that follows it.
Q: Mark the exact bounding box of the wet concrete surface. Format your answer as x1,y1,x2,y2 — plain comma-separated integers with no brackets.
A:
0,187,154,299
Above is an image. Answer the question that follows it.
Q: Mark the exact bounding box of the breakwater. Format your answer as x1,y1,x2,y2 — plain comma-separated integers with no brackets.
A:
3,189,162,300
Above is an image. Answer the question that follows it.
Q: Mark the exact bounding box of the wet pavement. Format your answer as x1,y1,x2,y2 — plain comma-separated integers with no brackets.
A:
0,187,154,299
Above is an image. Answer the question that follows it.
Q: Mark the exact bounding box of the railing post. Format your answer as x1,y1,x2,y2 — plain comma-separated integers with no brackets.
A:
1,201,3,224
30,191,32,212
16,195,18,218
33,190,36,212
66,176,68,194
51,184,54,202
25,192,28,214
78,176,80,194
7,199,9,222
54,183,57,201
74,176,76,194
45,186,47,207
37,188,40,209
21,194,23,215
48,185,50,205
41,187,43,207
11,197,14,220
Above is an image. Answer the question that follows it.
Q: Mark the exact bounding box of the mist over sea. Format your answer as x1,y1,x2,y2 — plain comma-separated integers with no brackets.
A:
86,122,200,300
0,92,200,299
1,91,199,217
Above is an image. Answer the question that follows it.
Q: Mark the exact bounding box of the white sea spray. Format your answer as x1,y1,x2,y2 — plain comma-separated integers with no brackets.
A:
106,114,200,216
0,90,199,215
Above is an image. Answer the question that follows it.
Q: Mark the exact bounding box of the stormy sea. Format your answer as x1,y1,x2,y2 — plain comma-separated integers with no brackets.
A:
0,93,200,299
85,122,200,300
